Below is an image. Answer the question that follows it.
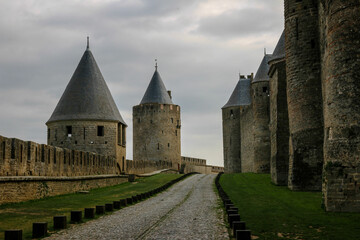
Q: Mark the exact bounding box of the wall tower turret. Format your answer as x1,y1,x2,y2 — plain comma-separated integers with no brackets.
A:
284,0,323,191
133,65,181,170
46,40,127,173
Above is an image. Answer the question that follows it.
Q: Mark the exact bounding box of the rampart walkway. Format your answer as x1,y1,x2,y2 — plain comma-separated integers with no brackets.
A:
45,174,229,240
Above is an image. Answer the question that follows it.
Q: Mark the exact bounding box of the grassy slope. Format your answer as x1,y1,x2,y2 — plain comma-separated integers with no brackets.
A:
0,174,181,240
220,173,360,240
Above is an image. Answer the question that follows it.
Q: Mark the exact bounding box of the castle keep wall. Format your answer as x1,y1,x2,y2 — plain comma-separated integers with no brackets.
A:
284,0,324,191
133,103,181,169
320,1,360,212
222,107,241,173
269,60,289,185
47,120,127,173
240,105,254,172
251,81,270,173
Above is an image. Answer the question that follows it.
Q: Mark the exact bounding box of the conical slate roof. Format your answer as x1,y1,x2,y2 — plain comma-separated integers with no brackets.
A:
222,77,251,109
270,30,285,62
252,54,272,83
47,45,126,125
140,68,173,105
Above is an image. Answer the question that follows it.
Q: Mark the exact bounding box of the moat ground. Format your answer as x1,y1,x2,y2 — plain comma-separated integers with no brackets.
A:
220,173,360,240
0,174,182,240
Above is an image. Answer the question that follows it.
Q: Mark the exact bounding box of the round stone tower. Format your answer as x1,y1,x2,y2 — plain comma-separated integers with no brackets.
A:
268,30,290,185
222,75,251,173
46,39,127,173
320,1,360,212
251,53,272,173
133,65,181,170
284,0,323,191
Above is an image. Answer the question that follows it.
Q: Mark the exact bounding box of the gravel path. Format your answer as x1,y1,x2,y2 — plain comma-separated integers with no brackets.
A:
45,174,229,240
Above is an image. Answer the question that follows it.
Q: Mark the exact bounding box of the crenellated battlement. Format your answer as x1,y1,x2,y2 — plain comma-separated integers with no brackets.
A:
0,135,117,177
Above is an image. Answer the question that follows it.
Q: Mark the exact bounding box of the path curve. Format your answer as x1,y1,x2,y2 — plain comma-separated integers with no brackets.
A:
45,174,229,240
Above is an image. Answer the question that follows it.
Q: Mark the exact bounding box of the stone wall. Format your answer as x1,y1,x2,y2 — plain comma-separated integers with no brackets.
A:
284,0,324,191
251,81,271,173
133,103,181,169
240,105,254,172
222,107,241,173
125,159,173,174
269,60,289,185
181,156,224,174
320,1,360,212
46,120,126,173
0,135,117,177
0,175,127,205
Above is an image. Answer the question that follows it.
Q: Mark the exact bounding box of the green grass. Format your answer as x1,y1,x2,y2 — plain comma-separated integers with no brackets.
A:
220,173,360,240
0,174,182,240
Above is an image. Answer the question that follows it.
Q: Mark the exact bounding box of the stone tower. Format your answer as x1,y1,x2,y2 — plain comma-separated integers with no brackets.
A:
284,0,323,191
46,40,127,173
268,31,289,185
320,1,360,212
251,54,272,173
133,65,181,170
222,75,251,173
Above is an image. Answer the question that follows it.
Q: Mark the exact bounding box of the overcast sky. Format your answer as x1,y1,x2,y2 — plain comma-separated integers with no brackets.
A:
0,0,284,167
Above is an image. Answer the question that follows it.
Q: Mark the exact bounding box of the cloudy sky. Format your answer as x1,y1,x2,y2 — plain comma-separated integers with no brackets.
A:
0,0,284,167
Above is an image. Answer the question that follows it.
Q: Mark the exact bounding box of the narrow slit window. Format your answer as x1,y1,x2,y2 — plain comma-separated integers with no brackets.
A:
66,126,72,137
97,126,104,136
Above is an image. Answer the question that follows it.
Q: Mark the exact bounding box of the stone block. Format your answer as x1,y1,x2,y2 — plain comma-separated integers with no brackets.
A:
53,216,67,229
32,222,48,238
105,203,114,211
228,214,241,228
236,230,251,240
4,230,22,240
71,211,82,222
233,221,246,236
113,201,121,209
96,205,105,215
84,208,95,219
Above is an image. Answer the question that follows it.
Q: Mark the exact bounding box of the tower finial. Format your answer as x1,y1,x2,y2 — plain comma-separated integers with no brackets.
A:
87,36,89,50
155,59,158,70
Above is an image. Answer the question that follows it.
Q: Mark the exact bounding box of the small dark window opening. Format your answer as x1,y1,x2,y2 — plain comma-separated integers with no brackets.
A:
138,118,141,123
66,126,72,137
11,139,15,159
171,118,174,123
157,143,160,150
263,87,268,93
168,143,170,148
97,126,104,136
55,129,57,141
27,142,31,160
230,110,234,117
311,39,315,49
175,130,178,136
150,120,153,124
83,127,86,140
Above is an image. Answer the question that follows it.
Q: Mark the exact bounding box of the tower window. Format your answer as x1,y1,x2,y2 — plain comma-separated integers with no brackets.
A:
263,87,268,93
171,118,173,123
230,110,234,117
138,118,141,123
66,126,72,137
175,130,177,136
168,143,170,148
97,126,104,136
157,143,160,150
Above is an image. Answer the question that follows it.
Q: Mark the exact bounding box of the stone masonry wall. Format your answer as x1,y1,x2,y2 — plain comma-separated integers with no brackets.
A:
0,175,127,205
285,0,324,191
240,105,254,172
222,107,241,173
47,120,126,173
269,60,289,185
320,0,360,212
133,103,181,170
0,135,117,177
125,159,173,174
251,81,271,173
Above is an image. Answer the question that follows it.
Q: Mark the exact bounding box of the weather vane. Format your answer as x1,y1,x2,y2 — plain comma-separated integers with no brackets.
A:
87,36,89,49
155,59,158,70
